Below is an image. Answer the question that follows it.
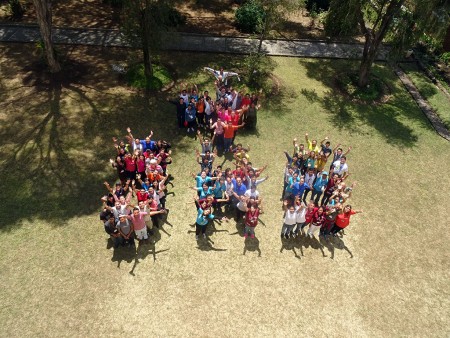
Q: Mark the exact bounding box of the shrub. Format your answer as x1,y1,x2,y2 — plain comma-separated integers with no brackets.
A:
440,52,450,65
126,63,172,91
235,0,265,34
243,52,276,91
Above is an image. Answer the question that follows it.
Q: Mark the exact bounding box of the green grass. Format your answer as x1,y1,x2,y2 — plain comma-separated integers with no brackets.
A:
400,62,450,128
126,63,173,90
0,45,449,337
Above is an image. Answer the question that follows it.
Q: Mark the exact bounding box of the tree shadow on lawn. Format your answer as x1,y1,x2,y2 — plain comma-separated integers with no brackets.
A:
298,59,434,148
0,45,189,231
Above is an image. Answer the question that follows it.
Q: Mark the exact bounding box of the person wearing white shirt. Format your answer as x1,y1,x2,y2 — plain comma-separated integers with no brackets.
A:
332,156,349,178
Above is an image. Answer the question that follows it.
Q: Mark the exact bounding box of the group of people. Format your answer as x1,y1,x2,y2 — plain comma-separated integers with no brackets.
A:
99,128,173,248
97,65,363,254
191,135,269,240
280,133,362,241
169,66,260,153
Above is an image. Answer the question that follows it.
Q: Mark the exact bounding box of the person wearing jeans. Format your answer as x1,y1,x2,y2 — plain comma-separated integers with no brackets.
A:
310,171,329,205
223,121,245,152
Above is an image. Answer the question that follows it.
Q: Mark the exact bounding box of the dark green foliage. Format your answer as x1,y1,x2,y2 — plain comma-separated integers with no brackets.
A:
8,0,25,19
235,0,266,33
126,63,172,90
243,52,276,91
323,0,359,36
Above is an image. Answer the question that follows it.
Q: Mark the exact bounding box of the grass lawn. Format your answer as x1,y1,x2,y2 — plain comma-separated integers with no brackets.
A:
0,43,449,337
399,62,450,129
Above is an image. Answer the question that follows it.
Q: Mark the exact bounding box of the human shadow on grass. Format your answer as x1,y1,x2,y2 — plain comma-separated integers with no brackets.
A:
329,235,353,258
280,237,302,259
111,244,136,269
298,59,433,148
243,237,262,257
129,241,170,276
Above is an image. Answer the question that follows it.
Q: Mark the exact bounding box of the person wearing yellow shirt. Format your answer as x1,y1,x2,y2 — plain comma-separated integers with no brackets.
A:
305,132,321,153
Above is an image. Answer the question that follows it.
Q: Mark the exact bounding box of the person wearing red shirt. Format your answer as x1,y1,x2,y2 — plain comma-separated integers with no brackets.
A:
330,205,363,235
123,153,137,180
303,201,318,235
307,206,326,238
244,202,260,239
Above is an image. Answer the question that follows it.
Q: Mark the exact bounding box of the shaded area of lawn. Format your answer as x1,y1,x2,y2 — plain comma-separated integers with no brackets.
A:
298,59,433,148
399,62,450,129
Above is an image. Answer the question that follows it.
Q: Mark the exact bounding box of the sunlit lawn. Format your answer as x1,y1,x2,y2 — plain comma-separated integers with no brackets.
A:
0,44,449,337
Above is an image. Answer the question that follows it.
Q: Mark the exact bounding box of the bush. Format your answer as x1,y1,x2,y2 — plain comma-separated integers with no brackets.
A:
8,0,25,19
126,63,172,91
235,0,265,34
243,53,276,91
440,52,450,65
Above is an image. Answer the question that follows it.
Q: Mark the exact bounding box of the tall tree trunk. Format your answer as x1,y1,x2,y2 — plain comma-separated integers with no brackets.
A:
33,0,60,73
257,16,268,54
356,0,404,87
141,6,153,82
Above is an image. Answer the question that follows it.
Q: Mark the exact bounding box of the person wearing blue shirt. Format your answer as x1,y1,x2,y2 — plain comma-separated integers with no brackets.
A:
231,177,247,200
291,178,310,201
195,208,215,240
311,171,329,205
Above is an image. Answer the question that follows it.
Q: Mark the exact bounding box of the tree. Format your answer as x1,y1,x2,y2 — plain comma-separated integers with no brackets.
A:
325,0,450,87
122,0,184,82
255,0,304,54
33,0,60,73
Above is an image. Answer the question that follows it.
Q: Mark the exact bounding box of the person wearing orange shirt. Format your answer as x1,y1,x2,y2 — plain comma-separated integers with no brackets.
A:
222,121,245,153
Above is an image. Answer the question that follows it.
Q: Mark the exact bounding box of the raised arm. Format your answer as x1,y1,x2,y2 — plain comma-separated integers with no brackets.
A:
320,136,329,145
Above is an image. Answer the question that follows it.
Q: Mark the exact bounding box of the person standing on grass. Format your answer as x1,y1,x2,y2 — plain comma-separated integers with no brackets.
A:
128,207,165,242
281,201,298,239
332,156,349,179
104,214,123,248
305,132,321,153
185,102,197,133
303,201,318,235
194,207,223,240
293,198,307,238
320,203,340,239
307,206,326,238
329,205,363,236
210,117,225,152
311,171,329,205
223,120,245,153
302,168,315,203
243,202,260,239
116,214,135,247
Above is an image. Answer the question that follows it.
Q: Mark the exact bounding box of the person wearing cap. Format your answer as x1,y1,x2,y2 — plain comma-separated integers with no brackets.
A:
311,171,329,205
116,214,135,247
